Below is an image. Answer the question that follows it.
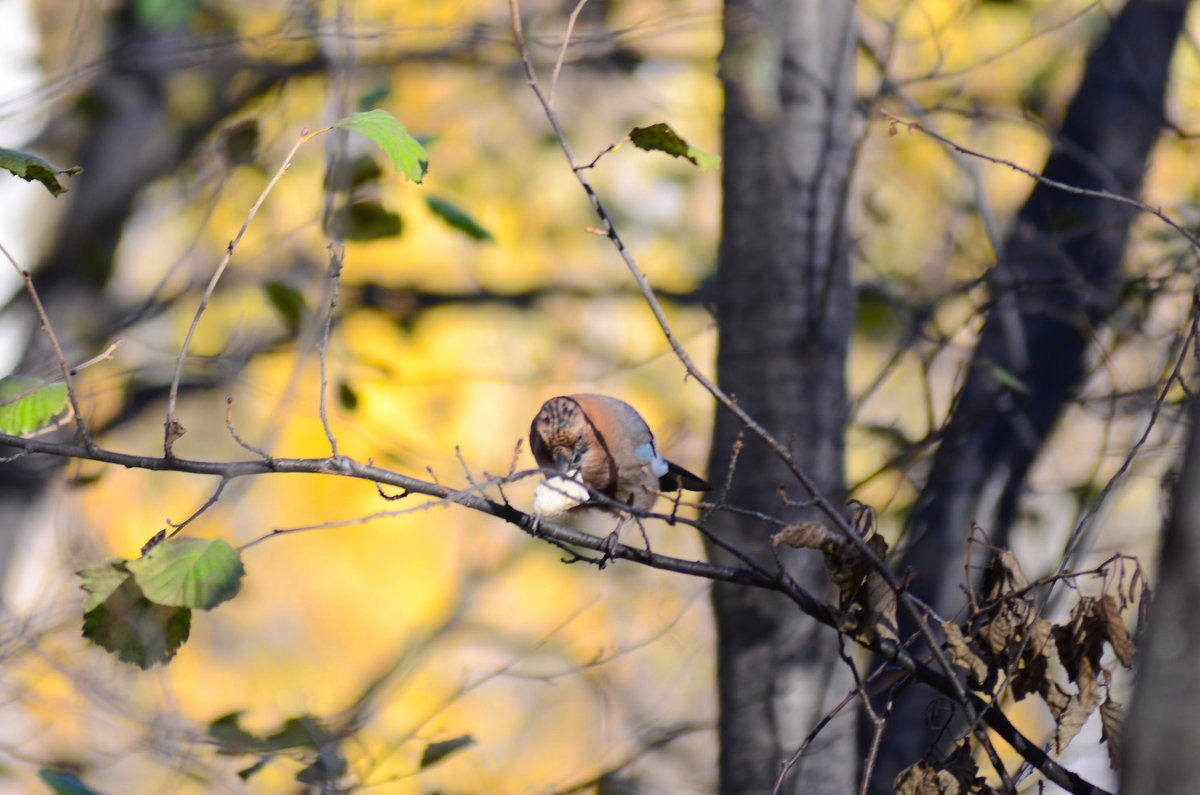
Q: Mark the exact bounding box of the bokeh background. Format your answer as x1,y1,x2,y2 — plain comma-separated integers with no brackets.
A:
0,0,1198,792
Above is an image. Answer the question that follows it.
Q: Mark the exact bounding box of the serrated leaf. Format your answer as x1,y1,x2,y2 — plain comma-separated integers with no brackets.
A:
326,201,403,241
771,521,837,552
127,537,244,609
1096,594,1135,667
263,281,308,335
0,148,81,196
943,621,989,689
37,769,107,795
77,557,132,613
425,196,494,242
1052,683,1101,754
331,110,428,183
893,761,961,795
1100,696,1124,770
629,123,720,170
420,734,476,769
0,376,69,434
82,577,191,668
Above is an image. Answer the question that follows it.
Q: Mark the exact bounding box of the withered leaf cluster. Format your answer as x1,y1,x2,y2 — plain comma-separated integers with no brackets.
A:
771,519,897,644
942,551,1137,768
894,743,1001,795
894,551,1142,793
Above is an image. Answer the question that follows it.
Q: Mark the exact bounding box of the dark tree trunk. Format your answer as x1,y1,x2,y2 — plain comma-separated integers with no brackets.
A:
1121,394,1200,792
871,0,1190,789
707,0,857,791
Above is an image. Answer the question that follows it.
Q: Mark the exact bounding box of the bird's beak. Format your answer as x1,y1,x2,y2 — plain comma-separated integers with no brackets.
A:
552,446,572,472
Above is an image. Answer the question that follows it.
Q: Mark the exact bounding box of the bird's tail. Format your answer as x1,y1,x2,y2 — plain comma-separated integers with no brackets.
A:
660,460,710,492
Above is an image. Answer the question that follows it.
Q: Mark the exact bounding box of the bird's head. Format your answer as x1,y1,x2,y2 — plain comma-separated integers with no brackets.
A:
531,396,588,473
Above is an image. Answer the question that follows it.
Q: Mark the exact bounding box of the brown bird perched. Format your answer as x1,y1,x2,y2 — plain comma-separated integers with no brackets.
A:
528,394,709,556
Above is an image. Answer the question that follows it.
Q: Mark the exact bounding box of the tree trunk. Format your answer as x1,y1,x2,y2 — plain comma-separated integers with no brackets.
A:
872,0,1190,789
1121,394,1200,792
707,0,857,791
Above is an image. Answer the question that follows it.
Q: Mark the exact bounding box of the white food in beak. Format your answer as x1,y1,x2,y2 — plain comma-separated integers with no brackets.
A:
532,472,590,517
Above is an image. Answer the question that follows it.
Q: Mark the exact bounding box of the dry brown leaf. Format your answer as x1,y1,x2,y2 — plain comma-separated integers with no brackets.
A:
1026,616,1054,656
894,761,962,795
944,621,990,689
1100,695,1124,771
866,565,899,643
773,520,899,643
1137,581,1153,633
980,608,1015,659
1052,680,1102,754
1010,618,1055,701
982,548,1029,602
165,417,187,446
770,521,836,551
1096,594,1135,667
1054,597,1106,684
1041,679,1070,718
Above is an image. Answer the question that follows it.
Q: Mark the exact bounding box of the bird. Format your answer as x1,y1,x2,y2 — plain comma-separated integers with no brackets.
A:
528,394,709,558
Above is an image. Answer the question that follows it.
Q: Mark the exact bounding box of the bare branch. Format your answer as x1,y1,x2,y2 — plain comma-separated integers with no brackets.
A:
0,240,93,447
164,128,312,455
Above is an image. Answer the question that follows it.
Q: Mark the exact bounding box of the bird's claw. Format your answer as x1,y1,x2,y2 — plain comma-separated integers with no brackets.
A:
598,530,621,569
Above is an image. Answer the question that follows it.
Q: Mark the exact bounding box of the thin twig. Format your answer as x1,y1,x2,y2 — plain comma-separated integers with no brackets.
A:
225,397,274,462
882,109,1200,253
771,661,859,794
167,476,230,536
0,424,1115,795
0,240,93,448
317,242,345,456
548,0,590,106
509,0,974,739
164,128,312,455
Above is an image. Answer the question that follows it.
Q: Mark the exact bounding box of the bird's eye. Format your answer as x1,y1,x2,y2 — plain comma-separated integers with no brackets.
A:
570,442,587,466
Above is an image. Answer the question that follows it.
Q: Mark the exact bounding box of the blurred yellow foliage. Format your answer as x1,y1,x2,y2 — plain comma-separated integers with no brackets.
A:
4,0,1197,792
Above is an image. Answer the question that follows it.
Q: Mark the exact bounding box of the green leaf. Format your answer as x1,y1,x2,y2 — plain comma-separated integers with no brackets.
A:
77,557,132,613
295,750,347,786
209,712,332,755
337,380,359,411
0,376,69,434
982,359,1031,396
323,152,383,191
420,734,477,769
221,119,260,166
208,713,262,754
326,201,403,241
127,537,244,609
263,281,308,335
132,0,199,29
236,758,270,782
0,148,81,197
331,110,428,183
37,769,106,795
628,123,720,170
82,577,191,669
357,86,391,112
425,196,494,242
